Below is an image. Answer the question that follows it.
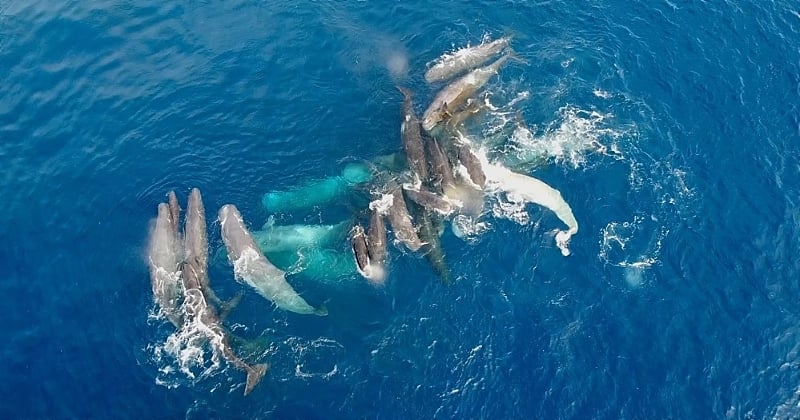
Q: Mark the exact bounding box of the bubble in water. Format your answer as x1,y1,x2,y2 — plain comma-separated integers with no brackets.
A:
623,265,645,287
384,49,408,81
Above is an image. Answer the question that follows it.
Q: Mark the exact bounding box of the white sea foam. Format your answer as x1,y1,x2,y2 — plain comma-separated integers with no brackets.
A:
599,216,668,287
369,193,394,215
150,302,225,388
451,214,490,242
286,337,344,380
508,106,624,169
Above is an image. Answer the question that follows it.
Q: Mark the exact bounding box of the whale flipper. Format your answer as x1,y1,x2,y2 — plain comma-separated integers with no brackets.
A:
244,363,269,396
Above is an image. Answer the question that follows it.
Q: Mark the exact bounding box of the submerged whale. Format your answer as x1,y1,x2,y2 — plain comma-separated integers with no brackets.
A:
181,189,267,396
219,204,327,316
252,220,349,254
262,163,372,213
424,36,511,83
148,197,183,328
416,206,453,284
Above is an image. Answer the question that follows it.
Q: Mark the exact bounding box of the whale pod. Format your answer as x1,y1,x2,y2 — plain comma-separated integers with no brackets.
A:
219,204,326,316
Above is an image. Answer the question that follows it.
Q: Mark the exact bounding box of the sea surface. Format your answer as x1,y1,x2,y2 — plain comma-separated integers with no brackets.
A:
2,0,800,418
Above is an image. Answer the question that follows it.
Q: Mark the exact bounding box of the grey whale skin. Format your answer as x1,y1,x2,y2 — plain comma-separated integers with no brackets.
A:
147,194,183,328
219,204,327,316
183,191,267,396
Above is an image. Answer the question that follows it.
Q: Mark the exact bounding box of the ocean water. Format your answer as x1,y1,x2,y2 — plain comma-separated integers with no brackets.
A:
2,0,800,418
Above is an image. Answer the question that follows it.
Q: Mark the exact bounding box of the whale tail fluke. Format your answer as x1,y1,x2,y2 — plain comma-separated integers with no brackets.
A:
505,49,529,66
314,302,329,317
219,291,245,321
244,363,269,396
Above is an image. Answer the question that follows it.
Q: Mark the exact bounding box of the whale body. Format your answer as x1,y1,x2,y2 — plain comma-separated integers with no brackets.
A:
425,36,511,83
402,185,456,216
262,163,372,213
384,189,423,252
148,199,183,327
183,188,223,305
351,224,372,279
252,221,349,253
182,189,267,396
219,204,326,316
397,87,429,183
422,54,511,132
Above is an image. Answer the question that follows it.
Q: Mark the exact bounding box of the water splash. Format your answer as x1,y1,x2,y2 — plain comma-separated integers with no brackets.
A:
285,337,343,380
149,305,225,389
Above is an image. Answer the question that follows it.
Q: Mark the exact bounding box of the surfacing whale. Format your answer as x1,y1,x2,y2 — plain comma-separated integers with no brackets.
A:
397,86,429,184
422,53,512,132
147,197,183,328
219,204,327,316
384,188,424,252
184,188,222,305
424,36,511,83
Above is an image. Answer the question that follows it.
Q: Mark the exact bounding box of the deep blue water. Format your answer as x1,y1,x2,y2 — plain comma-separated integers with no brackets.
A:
2,0,800,418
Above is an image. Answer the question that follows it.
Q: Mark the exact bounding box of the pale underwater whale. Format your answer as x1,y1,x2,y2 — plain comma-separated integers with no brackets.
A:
219,204,327,316
262,163,372,213
252,219,350,253
147,195,183,328
182,190,267,396
250,220,357,281
261,247,357,281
